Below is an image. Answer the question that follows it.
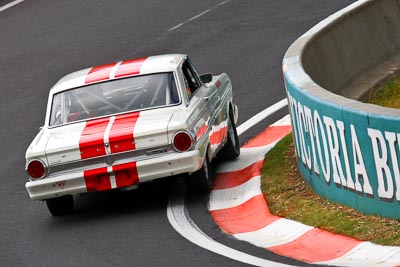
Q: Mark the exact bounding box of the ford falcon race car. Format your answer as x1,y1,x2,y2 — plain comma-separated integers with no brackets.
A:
25,54,240,215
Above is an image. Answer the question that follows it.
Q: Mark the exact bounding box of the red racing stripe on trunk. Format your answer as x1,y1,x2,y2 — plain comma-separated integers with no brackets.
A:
212,160,264,190
268,228,363,263
210,194,280,234
242,125,292,148
84,167,111,192
115,58,147,78
113,162,139,188
85,63,117,84
108,112,140,154
79,117,110,159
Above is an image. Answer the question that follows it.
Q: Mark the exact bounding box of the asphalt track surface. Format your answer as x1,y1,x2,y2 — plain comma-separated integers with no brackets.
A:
0,1,354,266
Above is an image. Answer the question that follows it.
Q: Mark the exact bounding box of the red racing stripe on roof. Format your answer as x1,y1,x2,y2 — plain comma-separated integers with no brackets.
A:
108,112,140,154
85,63,117,84
79,117,110,159
115,58,147,78
210,194,280,234
268,228,363,263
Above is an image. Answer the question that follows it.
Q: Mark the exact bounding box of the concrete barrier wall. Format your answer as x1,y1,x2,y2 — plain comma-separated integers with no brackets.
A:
283,0,400,220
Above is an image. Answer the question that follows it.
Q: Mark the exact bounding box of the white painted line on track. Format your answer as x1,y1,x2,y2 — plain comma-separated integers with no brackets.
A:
218,0,231,6
168,23,184,32
167,179,291,267
0,0,24,13
168,0,231,31
187,9,211,23
237,98,288,136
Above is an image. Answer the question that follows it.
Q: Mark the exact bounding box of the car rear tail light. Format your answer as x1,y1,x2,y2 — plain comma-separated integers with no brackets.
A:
26,160,46,180
173,131,193,152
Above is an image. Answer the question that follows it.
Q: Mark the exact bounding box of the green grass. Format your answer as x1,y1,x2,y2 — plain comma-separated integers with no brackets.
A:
369,78,400,108
261,133,400,246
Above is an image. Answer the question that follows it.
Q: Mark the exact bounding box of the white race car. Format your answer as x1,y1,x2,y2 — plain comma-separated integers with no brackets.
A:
25,54,240,215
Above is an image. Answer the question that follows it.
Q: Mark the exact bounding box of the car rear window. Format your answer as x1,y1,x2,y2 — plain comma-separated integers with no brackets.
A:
49,72,180,127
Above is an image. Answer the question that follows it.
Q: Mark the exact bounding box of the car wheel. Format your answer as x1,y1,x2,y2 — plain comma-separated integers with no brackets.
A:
186,152,213,194
219,110,240,160
45,195,74,216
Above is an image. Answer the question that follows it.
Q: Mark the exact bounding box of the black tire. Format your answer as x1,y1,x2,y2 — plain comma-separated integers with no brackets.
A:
186,152,213,194
45,195,74,216
219,111,240,160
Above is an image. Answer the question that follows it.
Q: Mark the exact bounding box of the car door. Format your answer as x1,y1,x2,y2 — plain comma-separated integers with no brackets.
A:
182,58,227,158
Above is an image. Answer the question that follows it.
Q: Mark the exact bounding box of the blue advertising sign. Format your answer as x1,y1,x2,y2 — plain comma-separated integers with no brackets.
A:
284,71,400,220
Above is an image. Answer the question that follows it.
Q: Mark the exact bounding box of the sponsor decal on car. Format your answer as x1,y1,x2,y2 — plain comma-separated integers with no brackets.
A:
56,181,66,189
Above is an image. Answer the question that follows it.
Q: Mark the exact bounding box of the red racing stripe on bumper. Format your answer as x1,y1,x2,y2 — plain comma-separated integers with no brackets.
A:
84,167,111,192
113,162,139,188
84,162,139,192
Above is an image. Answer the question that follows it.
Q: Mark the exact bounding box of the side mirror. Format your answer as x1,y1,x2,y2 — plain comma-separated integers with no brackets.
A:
200,73,213,84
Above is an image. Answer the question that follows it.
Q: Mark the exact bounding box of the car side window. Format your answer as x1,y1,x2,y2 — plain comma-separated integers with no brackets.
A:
182,60,200,99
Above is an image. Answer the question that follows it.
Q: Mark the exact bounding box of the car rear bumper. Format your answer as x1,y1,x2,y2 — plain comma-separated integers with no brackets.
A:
26,150,201,200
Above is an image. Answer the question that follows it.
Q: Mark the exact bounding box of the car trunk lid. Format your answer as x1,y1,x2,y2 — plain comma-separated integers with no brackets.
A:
45,111,173,165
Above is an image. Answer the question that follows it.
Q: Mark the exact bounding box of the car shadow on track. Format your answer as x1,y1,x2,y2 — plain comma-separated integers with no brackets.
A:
48,176,178,222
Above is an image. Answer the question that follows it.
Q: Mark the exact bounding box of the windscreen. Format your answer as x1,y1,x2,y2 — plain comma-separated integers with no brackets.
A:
49,72,179,126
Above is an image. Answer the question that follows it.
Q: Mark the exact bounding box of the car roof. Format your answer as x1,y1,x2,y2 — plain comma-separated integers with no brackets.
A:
50,54,187,94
